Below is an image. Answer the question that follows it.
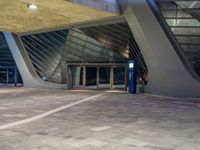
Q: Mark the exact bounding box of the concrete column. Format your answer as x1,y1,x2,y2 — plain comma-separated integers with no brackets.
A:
74,67,81,86
67,65,72,89
61,61,67,85
110,66,114,89
97,67,100,89
83,66,86,88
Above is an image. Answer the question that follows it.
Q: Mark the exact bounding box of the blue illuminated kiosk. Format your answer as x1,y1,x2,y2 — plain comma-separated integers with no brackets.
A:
128,59,137,94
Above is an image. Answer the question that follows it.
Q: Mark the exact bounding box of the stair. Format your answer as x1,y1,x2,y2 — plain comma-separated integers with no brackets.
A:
156,0,200,76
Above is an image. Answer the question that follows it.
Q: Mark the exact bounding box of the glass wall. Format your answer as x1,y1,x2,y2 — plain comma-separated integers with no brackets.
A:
98,67,111,88
86,67,97,87
99,67,110,85
0,69,7,84
0,68,22,85
114,67,126,88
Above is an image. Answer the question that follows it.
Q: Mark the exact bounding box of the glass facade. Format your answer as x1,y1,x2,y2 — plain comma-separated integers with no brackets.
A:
99,67,110,85
86,67,97,86
114,67,125,86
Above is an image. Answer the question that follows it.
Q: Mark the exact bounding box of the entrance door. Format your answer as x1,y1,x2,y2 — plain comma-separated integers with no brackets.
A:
99,67,110,88
67,64,127,90
86,67,97,88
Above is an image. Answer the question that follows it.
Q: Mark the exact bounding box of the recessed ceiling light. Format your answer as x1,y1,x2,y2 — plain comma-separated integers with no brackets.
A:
27,4,38,10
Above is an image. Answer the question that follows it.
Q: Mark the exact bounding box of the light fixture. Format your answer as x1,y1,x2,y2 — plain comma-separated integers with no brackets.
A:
27,4,38,10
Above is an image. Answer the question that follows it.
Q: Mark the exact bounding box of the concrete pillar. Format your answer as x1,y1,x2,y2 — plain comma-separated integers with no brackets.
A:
83,66,86,88
97,67,100,89
110,66,114,89
74,67,81,86
61,61,67,85
67,65,72,89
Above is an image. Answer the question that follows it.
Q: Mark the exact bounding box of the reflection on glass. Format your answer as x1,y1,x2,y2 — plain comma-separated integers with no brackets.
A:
72,66,83,87
0,69,7,84
114,67,125,85
8,69,15,84
99,67,110,84
0,68,15,84
86,67,97,86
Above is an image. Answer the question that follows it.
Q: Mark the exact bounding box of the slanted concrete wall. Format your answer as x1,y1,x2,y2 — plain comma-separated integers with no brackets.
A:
118,0,200,97
3,32,62,89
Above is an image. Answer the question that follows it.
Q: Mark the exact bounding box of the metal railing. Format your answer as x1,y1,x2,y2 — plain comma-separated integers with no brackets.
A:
20,22,148,85
147,0,200,79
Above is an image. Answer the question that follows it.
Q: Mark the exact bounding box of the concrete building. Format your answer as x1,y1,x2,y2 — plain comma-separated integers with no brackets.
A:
0,0,200,97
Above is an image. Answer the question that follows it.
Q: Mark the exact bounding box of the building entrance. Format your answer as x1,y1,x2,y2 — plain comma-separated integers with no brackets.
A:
66,63,127,89
0,67,20,86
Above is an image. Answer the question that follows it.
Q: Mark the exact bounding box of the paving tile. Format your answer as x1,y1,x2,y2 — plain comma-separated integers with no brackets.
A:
0,88,200,150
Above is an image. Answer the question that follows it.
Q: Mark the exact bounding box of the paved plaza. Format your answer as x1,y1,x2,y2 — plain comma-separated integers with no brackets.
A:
0,88,200,150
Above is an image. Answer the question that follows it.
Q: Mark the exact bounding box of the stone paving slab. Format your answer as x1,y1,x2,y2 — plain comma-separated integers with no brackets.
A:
0,88,200,150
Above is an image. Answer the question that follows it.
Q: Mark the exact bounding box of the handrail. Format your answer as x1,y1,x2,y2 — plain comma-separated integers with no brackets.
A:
171,1,200,22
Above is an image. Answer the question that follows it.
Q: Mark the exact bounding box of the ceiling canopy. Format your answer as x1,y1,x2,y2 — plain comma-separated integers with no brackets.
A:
0,0,118,33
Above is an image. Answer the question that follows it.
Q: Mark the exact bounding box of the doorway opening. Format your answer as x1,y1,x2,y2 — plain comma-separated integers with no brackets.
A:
0,67,22,87
66,63,127,90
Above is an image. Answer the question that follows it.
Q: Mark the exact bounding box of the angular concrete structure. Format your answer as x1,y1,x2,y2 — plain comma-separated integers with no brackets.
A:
1,0,200,97
3,32,62,88
118,0,200,97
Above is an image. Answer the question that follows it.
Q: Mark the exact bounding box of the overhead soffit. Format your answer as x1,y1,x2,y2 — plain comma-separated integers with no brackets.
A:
67,0,120,13
0,0,119,33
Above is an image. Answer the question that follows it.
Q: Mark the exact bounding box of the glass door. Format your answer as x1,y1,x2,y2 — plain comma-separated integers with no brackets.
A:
86,67,97,88
0,69,7,85
99,67,110,88
113,67,126,88
8,68,15,84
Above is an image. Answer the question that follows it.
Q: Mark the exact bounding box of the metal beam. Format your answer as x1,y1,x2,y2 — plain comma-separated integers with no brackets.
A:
66,63,127,67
